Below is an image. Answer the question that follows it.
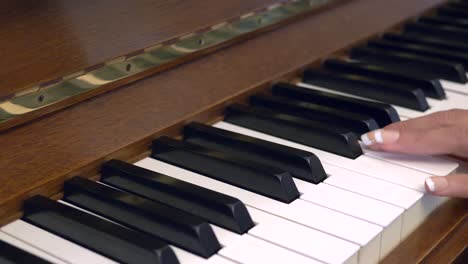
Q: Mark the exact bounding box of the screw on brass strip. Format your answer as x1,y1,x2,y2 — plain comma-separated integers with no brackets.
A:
0,0,342,127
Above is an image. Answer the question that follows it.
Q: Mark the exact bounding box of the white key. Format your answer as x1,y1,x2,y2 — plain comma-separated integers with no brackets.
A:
62,188,318,264
2,220,117,264
219,234,321,264
390,105,425,119
299,183,403,260
295,82,430,119
289,82,452,230
209,206,339,263
431,91,468,111
211,219,323,264
213,122,446,238
323,164,423,209
442,91,468,110
214,121,430,192
209,200,358,264
62,199,236,264
296,83,459,175
210,225,240,247
361,143,458,176
0,231,68,264
300,183,403,227
322,165,426,256
293,177,403,231
440,79,468,96
247,206,359,264
282,82,459,175
64,193,316,264
211,214,338,263
394,91,468,119
296,81,468,119
136,158,383,264
392,95,466,119
425,97,456,113
171,247,236,264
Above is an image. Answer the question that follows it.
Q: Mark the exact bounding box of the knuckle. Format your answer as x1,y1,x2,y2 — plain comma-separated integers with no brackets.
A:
432,109,465,124
386,119,409,131
453,126,468,139
451,126,468,154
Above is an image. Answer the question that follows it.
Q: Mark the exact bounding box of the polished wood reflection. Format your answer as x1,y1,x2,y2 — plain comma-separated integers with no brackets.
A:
0,0,276,97
382,198,468,263
0,0,445,223
1,0,465,262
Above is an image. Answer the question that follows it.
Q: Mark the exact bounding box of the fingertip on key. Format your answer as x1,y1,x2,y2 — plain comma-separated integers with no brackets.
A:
425,177,448,193
360,129,400,146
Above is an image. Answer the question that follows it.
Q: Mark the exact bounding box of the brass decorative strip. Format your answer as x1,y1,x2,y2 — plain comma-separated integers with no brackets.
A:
0,0,340,127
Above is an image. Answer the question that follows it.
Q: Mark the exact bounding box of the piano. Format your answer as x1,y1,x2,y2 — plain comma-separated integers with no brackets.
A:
0,0,467,263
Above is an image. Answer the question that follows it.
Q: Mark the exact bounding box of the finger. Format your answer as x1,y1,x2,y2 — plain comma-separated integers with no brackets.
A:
361,109,468,152
361,126,468,155
361,109,468,155
384,109,468,132
425,174,468,198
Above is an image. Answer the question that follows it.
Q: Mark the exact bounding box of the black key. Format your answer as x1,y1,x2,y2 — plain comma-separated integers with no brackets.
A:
302,67,429,111
101,159,254,234
452,246,468,264
0,240,51,264
435,8,468,24
63,177,221,258
367,39,468,68
434,13,468,26
384,33,468,55
350,46,467,83
224,104,362,159
250,93,378,135
151,136,299,203
323,58,446,99
405,21,468,43
23,195,178,264
438,5,468,19
419,16,468,30
183,122,327,184
272,83,399,126
445,2,468,11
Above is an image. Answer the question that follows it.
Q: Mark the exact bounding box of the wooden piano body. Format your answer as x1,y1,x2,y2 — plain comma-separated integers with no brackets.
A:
0,0,467,263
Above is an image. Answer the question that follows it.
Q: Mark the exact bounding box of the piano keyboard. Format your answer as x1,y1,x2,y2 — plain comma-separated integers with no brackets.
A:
2,1,468,264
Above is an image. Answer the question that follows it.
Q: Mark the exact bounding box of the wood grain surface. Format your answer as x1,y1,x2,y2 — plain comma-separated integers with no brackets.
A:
0,0,447,224
0,0,344,133
422,215,468,263
0,0,278,96
2,0,466,261
382,198,468,263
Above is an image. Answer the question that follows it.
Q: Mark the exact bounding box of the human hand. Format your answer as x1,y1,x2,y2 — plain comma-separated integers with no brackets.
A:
360,109,468,198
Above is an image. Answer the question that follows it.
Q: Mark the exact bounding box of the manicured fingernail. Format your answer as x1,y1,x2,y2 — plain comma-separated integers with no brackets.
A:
360,129,400,146
425,177,448,192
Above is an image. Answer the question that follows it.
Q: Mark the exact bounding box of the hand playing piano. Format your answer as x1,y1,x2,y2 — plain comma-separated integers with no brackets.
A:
361,109,468,198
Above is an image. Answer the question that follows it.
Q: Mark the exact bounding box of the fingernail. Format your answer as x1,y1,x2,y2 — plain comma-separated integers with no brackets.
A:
360,129,400,146
425,177,448,192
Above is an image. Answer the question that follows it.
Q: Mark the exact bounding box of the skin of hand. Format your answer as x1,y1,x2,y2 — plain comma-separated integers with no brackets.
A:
360,109,468,198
